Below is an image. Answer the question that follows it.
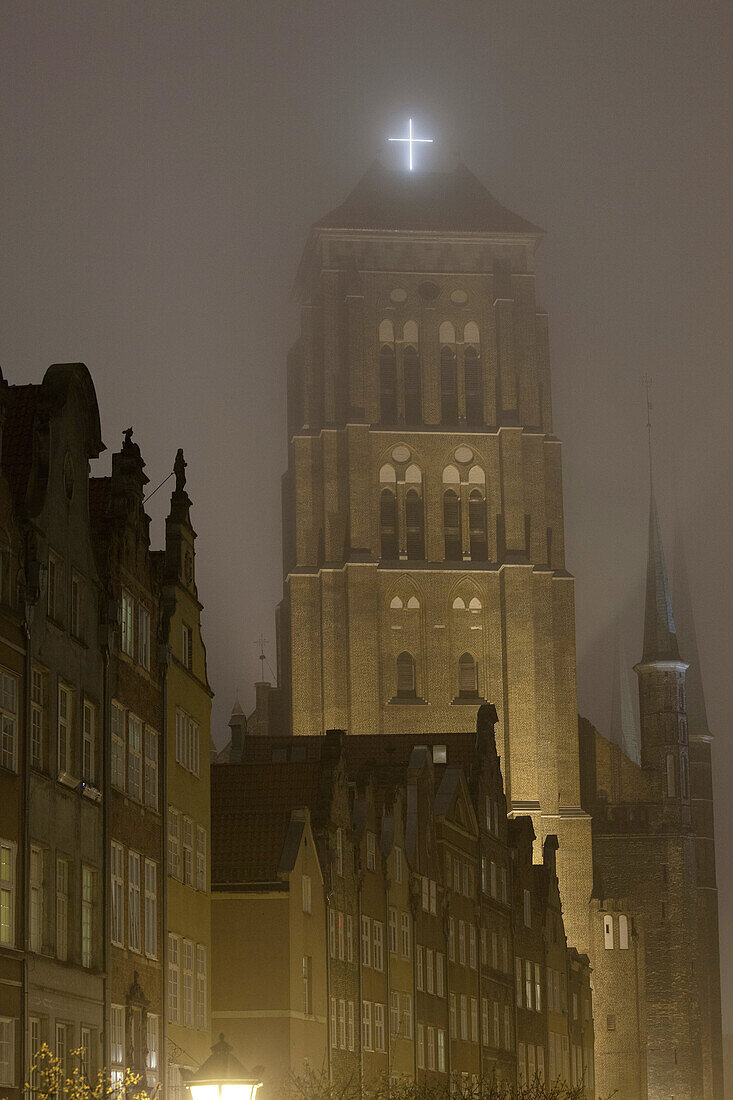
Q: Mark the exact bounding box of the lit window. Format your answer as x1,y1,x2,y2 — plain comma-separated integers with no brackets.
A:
82,701,96,784
145,860,157,958
603,914,614,950
82,866,95,967
0,842,15,946
110,842,124,946
121,589,134,656
0,672,17,772
57,683,71,776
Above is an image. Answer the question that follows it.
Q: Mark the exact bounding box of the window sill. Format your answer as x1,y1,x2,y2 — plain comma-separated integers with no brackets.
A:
451,696,487,706
389,696,428,706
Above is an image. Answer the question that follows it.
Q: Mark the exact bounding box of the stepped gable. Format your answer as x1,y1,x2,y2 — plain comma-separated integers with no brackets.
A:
314,159,544,236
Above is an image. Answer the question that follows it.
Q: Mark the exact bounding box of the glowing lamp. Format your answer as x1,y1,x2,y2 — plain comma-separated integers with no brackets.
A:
185,1035,263,1100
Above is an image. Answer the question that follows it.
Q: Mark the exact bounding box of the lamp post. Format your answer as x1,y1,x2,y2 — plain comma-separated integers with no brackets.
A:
185,1035,263,1100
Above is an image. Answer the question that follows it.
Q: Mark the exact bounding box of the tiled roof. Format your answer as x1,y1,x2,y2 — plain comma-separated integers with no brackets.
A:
314,160,543,236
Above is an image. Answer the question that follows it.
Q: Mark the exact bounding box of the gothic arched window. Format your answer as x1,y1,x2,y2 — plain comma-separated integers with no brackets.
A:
380,347,397,425
403,347,422,424
405,489,425,560
443,489,462,561
469,489,488,561
464,347,482,426
458,653,478,698
380,489,398,559
396,652,417,698
440,347,458,424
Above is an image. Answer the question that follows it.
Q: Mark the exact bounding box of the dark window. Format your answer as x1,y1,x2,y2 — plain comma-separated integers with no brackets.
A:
396,652,417,698
469,490,488,561
443,490,462,561
380,489,398,559
464,348,482,426
440,348,458,424
405,490,424,560
380,347,397,424
403,348,421,424
458,653,478,698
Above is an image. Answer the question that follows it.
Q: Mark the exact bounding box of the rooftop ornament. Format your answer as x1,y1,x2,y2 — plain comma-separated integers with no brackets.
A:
388,117,433,171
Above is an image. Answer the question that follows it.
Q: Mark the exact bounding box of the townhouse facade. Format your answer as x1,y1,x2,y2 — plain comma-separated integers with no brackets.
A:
212,706,594,1097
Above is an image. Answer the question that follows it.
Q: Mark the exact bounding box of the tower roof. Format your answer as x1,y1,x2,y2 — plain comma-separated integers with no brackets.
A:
673,529,711,737
641,489,680,663
314,160,543,236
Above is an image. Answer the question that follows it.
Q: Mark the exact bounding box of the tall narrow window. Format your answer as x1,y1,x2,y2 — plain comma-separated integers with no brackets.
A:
55,858,69,961
82,702,95,784
30,846,43,952
464,347,482,425
128,715,142,801
469,490,488,561
182,939,194,1027
31,669,44,771
121,589,134,656
405,490,424,560
443,490,462,561
138,607,151,670
380,489,398,559
0,843,15,947
128,851,141,952
182,818,194,886
81,866,95,968
403,347,421,423
57,684,71,776
396,652,416,699
168,934,180,1023
603,914,614,950
144,860,157,958
111,702,125,790
196,826,207,892
111,842,124,947
619,914,629,950
458,653,478,698
440,347,458,423
146,1015,159,1088
196,944,207,1028
144,728,159,810
379,347,397,424
168,808,181,880
0,673,17,773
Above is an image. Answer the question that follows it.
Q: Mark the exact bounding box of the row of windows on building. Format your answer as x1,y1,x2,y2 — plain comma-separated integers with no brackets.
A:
111,701,159,806
377,320,484,427
0,838,97,969
167,808,207,891
379,479,489,562
174,707,201,776
110,842,158,957
393,651,483,701
390,595,483,612
167,934,207,1030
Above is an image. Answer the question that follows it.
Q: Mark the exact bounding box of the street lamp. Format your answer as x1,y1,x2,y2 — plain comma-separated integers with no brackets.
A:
185,1035,263,1100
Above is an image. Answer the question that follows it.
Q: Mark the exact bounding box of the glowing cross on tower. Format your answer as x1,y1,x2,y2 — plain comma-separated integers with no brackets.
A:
388,118,433,171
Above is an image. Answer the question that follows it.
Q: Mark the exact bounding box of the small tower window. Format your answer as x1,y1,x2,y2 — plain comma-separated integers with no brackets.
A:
458,654,478,699
380,489,398,559
443,490,462,561
452,597,466,610
406,596,420,610
379,319,395,343
390,596,403,610
403,347,422,424
396,652,417,698
380,346,397,425
618,915,629,950
403,320,419,343
603,915,614,950
440,347,458,424
405,489,425,560
464,347,482,426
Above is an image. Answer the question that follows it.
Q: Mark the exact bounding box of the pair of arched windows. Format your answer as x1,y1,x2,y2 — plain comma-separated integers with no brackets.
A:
379,346,422,425
603,914,629,950
442,466,488,562
439,322,482,426
394,651,479,701
380,464,425,561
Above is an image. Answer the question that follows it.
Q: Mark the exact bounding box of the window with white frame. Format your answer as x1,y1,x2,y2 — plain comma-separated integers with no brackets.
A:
535,963,542,1012
168,807,181,880
416,945,423,990
0,1017,14,1086
347,1001,355,1051
111,702,125,790
400,912,410,958
196,944,207,1029
168,934,180,1023
337,998,344,1047
460,994,468,1040
337,912,344,959
109,1005,124,1082
110,841,124,947
366,831,376,871
449,993,457,1039
619,913,629,949
448,916,455,961
182,939,194,1027
128,851,141,952
301,874,312,914
57,684,71,776
82,702,95,784
346,915,353,961
361,915,371,967
127,715,142,801
394,846,403,883
373,921,384,971
30,846,43,953
362,1001,372,1051
138,606,151,670
471,997,479,1043
426,1025,435,1069
401,993,412,1040
195,826,206,892
31,668,44,771
469,924,477,968
81,866,95,968
459,919,466,965
525,960,533,1009
121,590,134,656
504,1005,512,1050
144,860,157,958
330,998,337,1048
29,1016,41,1083
55,857,69,961
436,951,445,997
481,997,489,1046
390,991,399,1038
426,947,434,993
146,1015,159,1087
603,914,614,950
388,907,397,953
416,1023,424,1069
182,818,193,886
144,729,159,810
374,1003,385,1052
437,1028,446,1072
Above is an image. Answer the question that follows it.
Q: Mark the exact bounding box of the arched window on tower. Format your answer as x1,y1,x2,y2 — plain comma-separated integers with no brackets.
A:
464,347,482,426
380,488,398,559
403,346,422,424
396,652,417,698
458,653,479,698
440,347,458,424
469,489,488,561
380,346,397,424
405,489,425,560
443,489,462,561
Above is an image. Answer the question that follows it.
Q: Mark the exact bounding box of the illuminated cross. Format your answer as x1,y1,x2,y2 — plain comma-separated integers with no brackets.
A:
388,118,433,171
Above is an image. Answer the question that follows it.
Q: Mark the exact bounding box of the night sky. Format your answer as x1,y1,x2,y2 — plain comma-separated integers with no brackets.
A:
1,1,731,1026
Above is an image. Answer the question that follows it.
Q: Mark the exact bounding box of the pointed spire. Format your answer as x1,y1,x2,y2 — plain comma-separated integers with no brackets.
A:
673,529,711,738
610,623,639,762
641,489,680,662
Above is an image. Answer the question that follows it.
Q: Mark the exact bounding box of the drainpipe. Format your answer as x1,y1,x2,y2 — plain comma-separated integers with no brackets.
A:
21,601,32,1087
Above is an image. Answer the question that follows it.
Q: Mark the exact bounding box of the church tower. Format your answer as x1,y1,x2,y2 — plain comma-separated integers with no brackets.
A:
276,159,593,950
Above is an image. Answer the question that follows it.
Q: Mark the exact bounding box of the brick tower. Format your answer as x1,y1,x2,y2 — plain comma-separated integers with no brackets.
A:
274,159,593,952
